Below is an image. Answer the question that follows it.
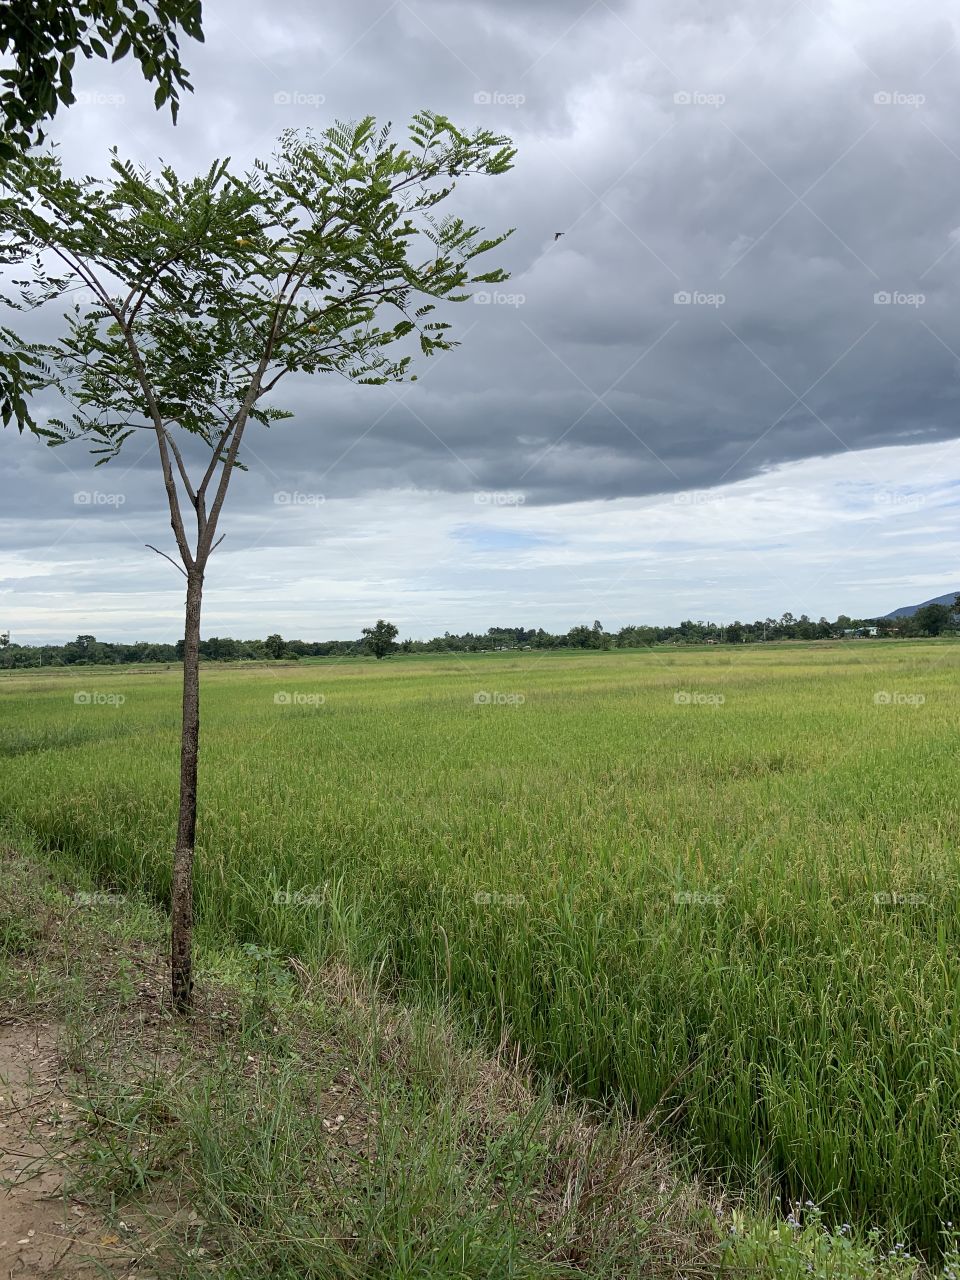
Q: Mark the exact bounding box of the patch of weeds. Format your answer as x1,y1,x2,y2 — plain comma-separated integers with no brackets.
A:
226,943,298,1056
69,1075,187,1199
0,914,41,957
724,1204,960,1278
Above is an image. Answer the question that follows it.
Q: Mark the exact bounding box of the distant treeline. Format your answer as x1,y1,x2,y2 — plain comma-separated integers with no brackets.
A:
1,605,956,668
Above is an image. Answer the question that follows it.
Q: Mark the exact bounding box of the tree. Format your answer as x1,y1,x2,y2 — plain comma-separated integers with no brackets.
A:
0,630,8,648
566,625,593,649
64,633,102,663
362,618,399,659
0,0,205,448
0,0,204,162
914,603,954,637
202,635,238,660
2,114,513,1009
264,633,285,660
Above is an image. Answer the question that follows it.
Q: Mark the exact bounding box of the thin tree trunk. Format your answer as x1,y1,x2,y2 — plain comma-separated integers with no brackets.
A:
171,566,204,1011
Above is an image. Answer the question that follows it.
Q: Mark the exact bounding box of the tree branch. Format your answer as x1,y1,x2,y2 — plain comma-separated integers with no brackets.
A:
34,229,196,572
146,544,188,577
163,428,198,507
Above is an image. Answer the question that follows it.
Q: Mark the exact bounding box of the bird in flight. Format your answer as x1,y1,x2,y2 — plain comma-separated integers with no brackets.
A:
554,231,565,241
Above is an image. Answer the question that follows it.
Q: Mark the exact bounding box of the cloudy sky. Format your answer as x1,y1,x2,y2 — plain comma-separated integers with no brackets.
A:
4,0,960,641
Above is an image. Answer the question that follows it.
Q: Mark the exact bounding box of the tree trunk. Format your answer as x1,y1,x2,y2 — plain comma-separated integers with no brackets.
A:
171,566,204,1012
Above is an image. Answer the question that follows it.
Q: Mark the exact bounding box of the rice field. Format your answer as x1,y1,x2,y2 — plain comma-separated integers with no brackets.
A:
2,640,959,1255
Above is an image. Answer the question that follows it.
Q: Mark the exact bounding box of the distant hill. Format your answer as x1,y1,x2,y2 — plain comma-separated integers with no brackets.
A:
883,591,960,620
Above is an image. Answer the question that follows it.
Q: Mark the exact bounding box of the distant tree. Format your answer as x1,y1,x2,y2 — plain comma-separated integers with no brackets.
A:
264,633,285,660
1,115,513,1010
566,624,593,649
202,635,238,660
362,619,399,659
0,630,8,648
64,633,101,663
914,603,954,637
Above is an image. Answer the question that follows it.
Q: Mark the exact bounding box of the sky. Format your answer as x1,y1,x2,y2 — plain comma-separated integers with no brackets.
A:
4,0,960,642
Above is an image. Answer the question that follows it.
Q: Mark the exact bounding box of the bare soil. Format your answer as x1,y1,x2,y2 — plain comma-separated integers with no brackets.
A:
0,1020,149,1278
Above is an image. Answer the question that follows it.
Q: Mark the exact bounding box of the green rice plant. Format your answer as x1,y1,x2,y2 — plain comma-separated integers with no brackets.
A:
2,640,959,1256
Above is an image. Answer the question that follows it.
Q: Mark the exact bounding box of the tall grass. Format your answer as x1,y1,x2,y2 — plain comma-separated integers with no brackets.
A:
2,641,959,1254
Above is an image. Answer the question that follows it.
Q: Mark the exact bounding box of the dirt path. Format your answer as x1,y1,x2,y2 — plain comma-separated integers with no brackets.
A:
0,1022,145,1278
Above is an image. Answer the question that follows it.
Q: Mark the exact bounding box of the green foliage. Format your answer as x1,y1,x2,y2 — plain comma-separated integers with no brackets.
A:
0,328,53,433
361,618,399,659
914,603,955,637
0,615,936,668
0,115,514,473
0,0,203,442
264,634,286,660
724,1204,960,1279
0,0,204,161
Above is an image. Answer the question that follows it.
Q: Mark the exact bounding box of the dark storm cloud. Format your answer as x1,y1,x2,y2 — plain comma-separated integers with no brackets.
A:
4,0,960,518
